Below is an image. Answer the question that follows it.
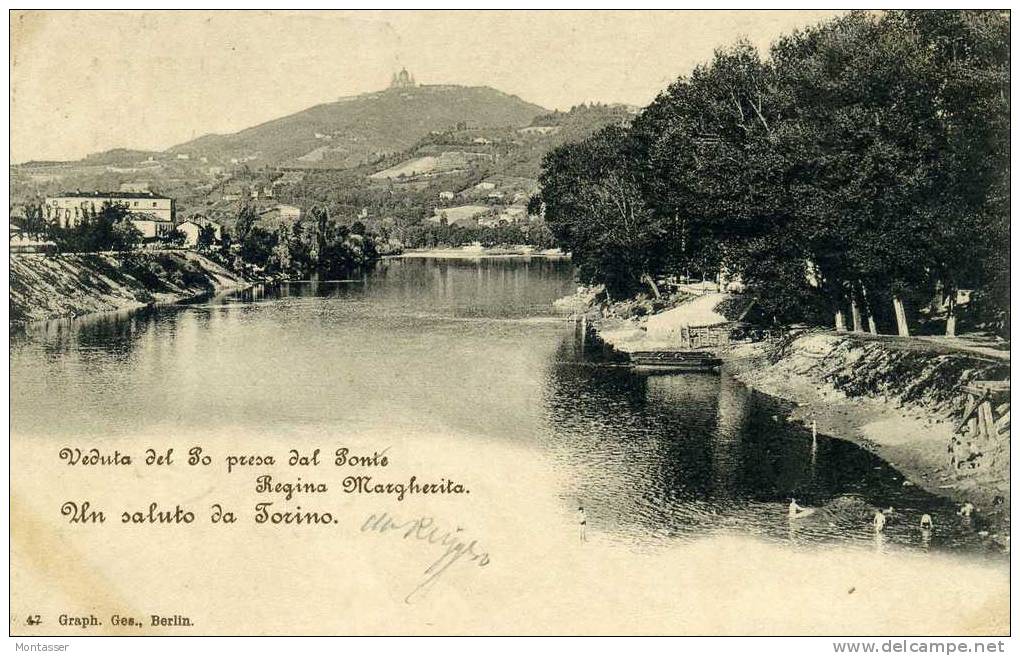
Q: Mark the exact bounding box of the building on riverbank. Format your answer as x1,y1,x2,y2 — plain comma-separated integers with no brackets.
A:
45,191,175,226
175,219,223,247
130,213,175,241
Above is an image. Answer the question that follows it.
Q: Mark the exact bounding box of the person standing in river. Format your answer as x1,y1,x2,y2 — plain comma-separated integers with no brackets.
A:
578,506,587,543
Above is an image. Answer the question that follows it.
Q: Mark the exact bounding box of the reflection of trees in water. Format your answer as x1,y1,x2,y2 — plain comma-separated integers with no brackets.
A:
643,374,722,499
22,296,262,364
365,258,576,317
711,373,752,495
540,331,981,548
541,334,736,533
732,394,816,502
28,306,169,360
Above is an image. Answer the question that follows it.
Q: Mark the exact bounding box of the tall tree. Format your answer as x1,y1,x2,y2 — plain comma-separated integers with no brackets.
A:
538,125,667,298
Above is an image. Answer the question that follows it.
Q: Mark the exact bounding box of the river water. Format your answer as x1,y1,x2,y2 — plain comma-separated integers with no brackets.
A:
9,256,1009,634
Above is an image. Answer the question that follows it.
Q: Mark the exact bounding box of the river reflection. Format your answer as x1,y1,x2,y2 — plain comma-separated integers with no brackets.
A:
10,256,1000,560
542,318,998,556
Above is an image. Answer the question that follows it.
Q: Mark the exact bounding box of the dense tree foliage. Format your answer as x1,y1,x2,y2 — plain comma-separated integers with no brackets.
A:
398,220,555,250
197,223,218,250
540,124,666,298
536,10,1009,335
229,203,380,278
48,202,143,253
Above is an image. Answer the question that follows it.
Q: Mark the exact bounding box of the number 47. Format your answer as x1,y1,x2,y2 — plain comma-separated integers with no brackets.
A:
26,615,41,625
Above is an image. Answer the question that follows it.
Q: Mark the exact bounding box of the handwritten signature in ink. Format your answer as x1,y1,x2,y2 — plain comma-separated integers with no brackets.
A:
360,511,491,604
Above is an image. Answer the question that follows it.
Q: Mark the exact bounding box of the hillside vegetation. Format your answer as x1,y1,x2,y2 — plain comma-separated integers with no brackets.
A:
10,89,636,254
268,103,636,222
168,85,548,168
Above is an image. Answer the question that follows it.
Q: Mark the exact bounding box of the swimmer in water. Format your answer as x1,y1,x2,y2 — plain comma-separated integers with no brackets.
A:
920,513,934,530
957,502,975,518
873,509,886,532
788,498,802,518
578,506,587,543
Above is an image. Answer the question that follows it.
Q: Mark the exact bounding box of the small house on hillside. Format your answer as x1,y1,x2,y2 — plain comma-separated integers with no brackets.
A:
518,126,560,136
176,219,223,247
499,206,527,223
130,213,175,241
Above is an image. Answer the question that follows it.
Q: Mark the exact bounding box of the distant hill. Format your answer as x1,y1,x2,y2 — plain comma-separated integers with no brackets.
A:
9,91,634,226
167,85,549,169
255,102,641,232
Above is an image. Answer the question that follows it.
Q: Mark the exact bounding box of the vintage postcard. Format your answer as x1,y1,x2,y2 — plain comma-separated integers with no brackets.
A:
8,9,1010,638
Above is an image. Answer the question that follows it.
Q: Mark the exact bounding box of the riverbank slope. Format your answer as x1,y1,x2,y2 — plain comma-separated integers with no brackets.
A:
570,288,1010,546
10,251,246,325
725,333,1010,535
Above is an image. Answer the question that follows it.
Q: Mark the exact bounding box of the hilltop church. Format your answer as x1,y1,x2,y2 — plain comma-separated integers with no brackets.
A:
390,68,416,88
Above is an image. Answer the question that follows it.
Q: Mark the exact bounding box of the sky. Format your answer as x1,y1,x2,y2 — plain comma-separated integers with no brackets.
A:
10,10,843,163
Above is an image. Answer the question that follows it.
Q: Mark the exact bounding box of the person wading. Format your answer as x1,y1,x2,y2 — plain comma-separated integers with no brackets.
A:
874,509,886,533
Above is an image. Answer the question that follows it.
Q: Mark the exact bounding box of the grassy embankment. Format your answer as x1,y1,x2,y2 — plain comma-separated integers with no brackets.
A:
10,251,246,326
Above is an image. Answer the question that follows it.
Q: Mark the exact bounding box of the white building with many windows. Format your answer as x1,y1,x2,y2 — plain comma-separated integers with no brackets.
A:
45,191,175,227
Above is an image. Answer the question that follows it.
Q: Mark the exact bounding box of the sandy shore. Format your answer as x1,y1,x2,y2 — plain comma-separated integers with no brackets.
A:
724,340,1010,551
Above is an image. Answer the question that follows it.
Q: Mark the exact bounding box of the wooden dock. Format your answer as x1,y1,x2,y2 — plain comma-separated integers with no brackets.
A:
628,350,723,374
